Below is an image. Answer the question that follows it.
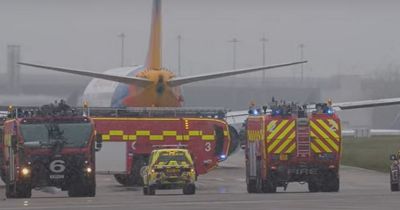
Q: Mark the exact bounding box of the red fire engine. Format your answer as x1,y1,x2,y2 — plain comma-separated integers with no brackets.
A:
0,104,100,198
86,107,239,186
246,102,341,193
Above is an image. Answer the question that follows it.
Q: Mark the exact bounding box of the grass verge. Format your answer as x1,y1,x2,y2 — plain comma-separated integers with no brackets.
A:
341,136,400,173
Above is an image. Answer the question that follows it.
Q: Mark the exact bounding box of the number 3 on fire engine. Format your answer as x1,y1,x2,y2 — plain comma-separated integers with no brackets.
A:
205,142,211,152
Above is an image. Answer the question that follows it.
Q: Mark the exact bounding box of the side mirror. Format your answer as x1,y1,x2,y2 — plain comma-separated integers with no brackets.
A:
140,166,148,177
390,154,398,161
95,133,103,152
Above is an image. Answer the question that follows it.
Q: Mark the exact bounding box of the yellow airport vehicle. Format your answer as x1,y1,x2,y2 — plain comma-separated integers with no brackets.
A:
142,148,196,195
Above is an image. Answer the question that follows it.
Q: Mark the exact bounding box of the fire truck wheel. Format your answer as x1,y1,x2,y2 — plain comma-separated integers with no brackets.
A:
16,183,32,198
308,180,320,192
148,186,156,195
114,174,134,186
5,182,14,198
143,186,149,195
183,184,196,195
390,183,399,192
262,180,277,193
321,173,339,192
68,179,95,197
247,180,258,193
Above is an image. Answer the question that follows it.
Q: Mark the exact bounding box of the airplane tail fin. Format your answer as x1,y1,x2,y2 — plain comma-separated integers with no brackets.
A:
145,0,162,70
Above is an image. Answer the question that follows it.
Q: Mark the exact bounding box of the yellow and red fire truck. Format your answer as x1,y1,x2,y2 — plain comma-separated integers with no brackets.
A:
87,107,238,186
246,103,341,193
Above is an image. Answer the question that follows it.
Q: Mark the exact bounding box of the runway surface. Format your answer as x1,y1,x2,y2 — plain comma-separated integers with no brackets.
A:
0,151,398,210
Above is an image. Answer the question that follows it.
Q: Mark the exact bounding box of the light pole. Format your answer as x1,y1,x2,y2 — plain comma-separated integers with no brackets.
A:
228,38,240,70
260,35,268,83
177,35,182,76
118,33,125,67
299,43,305,83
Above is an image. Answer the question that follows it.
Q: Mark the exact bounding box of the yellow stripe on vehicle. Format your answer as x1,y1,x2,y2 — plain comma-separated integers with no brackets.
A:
110,130,123,136
322,137,339,152
267,120,277,132
136,130,150,136
273,131,296,154
310,122,339,152
102,135,110,141
316,119,339,140
268,121,295,153
312,136,332,153
150,135,163,141
202,135,215,141
267,120,289,142
285,142,296,153
189,131,200,136
163,131,177,136
310,122,330,140
310,142,322,153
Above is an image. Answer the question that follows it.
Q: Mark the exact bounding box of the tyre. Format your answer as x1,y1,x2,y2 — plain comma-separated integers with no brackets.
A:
183,184,196,195
68,177,96,197
16,183,32,198
114,174,135,186
391,183,399,192
148,186,156,195
247,180,257,193
308,180,320,192
5,182,14,198
321,172,339,192
143,186,149,195
262,179,276,193
5,182,31,198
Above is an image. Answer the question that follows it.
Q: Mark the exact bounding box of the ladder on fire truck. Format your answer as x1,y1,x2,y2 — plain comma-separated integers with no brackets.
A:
296,118,311,157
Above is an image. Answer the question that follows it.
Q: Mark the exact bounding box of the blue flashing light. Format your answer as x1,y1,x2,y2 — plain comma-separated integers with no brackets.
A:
218,154,227,161
327,108,334,115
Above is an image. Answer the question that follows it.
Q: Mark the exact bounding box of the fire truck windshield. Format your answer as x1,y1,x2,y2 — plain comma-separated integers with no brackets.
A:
19,122,92,148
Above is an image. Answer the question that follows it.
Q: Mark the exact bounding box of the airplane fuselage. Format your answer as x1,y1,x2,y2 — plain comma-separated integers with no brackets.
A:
82,66,183,108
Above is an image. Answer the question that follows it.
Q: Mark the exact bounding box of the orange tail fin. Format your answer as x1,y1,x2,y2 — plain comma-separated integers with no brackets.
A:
145,0,162,70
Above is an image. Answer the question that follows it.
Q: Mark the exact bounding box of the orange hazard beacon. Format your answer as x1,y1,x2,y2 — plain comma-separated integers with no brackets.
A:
245,100,341,193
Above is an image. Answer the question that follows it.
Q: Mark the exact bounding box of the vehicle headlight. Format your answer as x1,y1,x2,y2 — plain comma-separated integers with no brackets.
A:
86,167,92,173
21,167,30,176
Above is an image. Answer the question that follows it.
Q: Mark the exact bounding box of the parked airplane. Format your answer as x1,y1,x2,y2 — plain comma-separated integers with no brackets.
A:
19,0,305,108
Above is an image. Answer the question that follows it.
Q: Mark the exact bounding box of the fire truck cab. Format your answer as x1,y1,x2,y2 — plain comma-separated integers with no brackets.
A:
1,104,99,198
246,102,341,193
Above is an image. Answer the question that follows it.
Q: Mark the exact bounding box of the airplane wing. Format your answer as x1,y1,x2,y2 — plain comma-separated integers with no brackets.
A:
167,61,307,87
19,62,152,87
331,97,400,110
226,97,400,125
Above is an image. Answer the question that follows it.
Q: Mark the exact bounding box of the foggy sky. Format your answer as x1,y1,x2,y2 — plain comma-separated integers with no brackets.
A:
1,0,400,79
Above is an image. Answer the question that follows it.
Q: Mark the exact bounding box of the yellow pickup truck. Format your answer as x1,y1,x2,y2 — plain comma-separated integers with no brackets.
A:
142,148,196,195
